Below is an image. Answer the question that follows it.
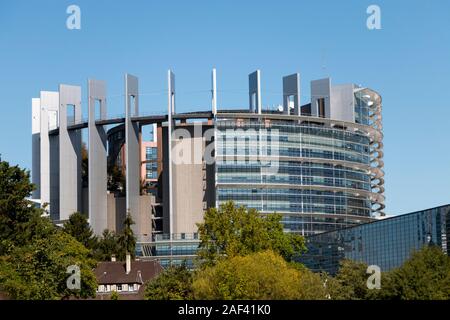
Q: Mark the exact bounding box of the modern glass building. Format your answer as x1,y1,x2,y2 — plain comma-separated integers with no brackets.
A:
31,69,384,256
299,205,450,274
215,81,384,236
137,233,200,268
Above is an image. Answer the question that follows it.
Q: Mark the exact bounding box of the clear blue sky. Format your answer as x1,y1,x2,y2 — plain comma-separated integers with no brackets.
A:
1,0,449,215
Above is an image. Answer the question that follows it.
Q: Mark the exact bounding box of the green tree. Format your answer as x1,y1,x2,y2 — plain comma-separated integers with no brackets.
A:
0,159,98,299
0,160,37,254
81,142,88,188
193,250,327,300
378,245,450,300
110,290,119,300
144,264,193,300
94,229,121,261
327,259,372,300
196,201,305,266
63,211,97,249
118,212,136,260
107,165,125,194
0,218,97,299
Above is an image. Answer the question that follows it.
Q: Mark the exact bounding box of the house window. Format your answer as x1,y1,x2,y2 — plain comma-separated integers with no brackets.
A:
117,284,122,292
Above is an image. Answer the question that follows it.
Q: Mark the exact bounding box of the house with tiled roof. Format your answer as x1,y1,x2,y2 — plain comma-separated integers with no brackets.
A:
94,254,163,300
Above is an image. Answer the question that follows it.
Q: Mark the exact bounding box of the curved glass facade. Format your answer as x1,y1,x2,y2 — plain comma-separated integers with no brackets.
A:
299,205,450,274
215,103,383,236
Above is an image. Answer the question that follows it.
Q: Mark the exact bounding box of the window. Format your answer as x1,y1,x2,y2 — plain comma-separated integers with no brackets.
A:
317,98,325,118
117,284,122,291
66,104,76,125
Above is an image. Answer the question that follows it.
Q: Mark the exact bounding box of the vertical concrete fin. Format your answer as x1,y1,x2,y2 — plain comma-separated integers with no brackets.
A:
167,70,176,238
32,98,41,200
59,84,82,221
310,78,331,118
249,70,262,114
88,79,108,235
282,73,301,116
40,91,59,218
125,74,141,239
211,68,217,115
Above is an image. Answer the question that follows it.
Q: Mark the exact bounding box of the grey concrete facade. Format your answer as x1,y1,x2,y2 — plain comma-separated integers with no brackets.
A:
124,74,142,240
39,91,59,216
310,78,331,118
171,123,215,235
58,84,82,221
330,84,356,122
248,70,262,114
31,69,383,249
311,78,357,122
31,98,41,200
282,73,301,115
88,79,108,235
167,70,175,237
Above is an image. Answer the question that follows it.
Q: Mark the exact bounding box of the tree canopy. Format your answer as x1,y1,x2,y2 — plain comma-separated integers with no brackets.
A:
196,201,305,266
326,259,372,300
63,211,97,249
192,250,328,300
377,245,450,300
144,264,193,300
118,212,136,260
0,159,97,299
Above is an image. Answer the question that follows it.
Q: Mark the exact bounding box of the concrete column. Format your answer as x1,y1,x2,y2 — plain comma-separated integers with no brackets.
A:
167,70,175,238
310,78,331,118
32,98,41,200
249,70,261,114
125,74,141,238
39,91,59,218
211,68,217,115
283,73,301,116
59,84,82,221
88,79,108,235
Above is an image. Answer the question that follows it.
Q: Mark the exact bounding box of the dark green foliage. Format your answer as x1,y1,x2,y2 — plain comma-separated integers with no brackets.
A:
118,212,136,260
327,259,372,300
0,159,97,299
63,211,97,249
377,245,450,300
94,229,121,262
144,264,193,300
196,201,306,266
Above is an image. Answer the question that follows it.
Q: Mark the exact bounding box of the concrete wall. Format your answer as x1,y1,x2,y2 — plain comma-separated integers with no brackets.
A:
282,73,301,116
58,84,82,221
310,78,331,118
330,84,355,122
106,193,151,240
163,123,215,235
124,74,141,238
40,91,59,215
31,98,41,200
88,79,108,235
311,79,356,122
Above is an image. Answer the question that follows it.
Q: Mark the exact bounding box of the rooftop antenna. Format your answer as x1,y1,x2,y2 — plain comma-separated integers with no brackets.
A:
321,49,328,75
